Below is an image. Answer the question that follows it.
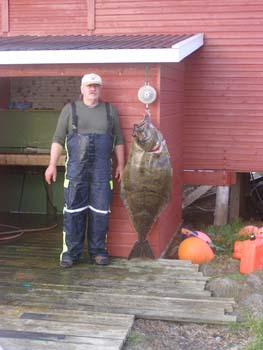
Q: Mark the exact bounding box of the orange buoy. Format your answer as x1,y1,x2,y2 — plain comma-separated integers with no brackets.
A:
238,225,258,238
178,237,214,264
233,236,263,274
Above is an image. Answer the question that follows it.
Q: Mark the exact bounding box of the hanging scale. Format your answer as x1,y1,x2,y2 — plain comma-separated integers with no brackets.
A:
137,65,157,108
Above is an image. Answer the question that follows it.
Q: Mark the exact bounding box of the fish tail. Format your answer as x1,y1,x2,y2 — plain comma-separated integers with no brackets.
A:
128,240,155,260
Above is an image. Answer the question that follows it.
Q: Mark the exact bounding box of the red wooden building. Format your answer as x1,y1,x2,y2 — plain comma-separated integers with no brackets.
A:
0,0,262,257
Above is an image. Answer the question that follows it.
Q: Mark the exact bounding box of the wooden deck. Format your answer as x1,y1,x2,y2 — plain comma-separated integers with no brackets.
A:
0,216,237,349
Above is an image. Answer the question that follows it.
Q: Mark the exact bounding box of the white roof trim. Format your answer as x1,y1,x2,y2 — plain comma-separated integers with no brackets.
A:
0,33,204,65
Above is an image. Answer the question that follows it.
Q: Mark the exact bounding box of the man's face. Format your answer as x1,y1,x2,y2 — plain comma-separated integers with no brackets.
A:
81,83,101,101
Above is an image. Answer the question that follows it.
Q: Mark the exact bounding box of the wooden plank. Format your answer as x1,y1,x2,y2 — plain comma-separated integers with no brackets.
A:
0,278,210,297
87,0,95,31
0,284,211,298
0,319,129,339
27,288,235,309
0,264,209,284
182,185,213,209
3,296,236,325
0,338,115,350
1,287,236,324
0,256,208,274
183,170,236,186
214,186,230,226
0,306,134,350
0,265,209,284
0,305,134,327
0,275,211,296
1,289,236,325
0,228,237,327
2,0,9,33
0,154,64,166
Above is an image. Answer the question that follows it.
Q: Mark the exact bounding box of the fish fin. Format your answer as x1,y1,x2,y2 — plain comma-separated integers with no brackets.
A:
128,240,155,260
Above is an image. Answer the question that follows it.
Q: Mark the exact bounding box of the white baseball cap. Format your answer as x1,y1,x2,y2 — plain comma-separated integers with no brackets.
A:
81,73,102,86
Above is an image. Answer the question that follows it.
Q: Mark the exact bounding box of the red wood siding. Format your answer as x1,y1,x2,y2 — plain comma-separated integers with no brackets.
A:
106,65,164,257
7,0,89,35
93,0,263,173
156,63,184,254
184,43,263,172
107,63,183,257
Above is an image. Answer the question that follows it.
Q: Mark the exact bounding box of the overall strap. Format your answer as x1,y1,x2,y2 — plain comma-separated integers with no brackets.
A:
71,102,78,133
105,102,113,135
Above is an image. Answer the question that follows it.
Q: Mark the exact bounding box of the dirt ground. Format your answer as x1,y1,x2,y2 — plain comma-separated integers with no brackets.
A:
123,319,250,350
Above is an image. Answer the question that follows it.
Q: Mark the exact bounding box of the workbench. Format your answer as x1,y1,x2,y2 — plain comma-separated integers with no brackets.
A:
0,109,64,213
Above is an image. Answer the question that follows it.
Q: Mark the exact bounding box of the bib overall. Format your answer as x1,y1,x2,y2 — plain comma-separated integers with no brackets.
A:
61,102,113,262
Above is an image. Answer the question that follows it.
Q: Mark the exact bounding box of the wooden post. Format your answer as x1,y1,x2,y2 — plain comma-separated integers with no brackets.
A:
229,173,251,221
239,173,251,219
87,0,95,32
2,0,9,33
214,186,230,226
229,173,241,221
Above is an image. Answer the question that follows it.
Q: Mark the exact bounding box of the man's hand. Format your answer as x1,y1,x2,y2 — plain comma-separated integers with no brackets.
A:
115,164,124,182
45,164,57,184
114,144,125,182
45,142,63,184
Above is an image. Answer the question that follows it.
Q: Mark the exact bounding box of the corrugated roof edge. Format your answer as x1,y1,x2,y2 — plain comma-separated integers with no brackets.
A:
0,33,204,65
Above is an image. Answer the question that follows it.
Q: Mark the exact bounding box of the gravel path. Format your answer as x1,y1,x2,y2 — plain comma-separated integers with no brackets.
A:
123,319,250,350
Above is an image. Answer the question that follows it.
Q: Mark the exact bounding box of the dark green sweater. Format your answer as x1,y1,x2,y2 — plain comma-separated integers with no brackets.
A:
52,100,124,147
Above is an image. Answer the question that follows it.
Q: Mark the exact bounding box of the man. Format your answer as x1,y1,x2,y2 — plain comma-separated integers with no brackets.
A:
45,73,125,267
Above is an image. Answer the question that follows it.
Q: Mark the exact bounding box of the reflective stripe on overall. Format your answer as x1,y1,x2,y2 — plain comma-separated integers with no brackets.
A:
61,102,114,262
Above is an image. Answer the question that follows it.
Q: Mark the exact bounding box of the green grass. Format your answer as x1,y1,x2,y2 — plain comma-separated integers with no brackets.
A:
206,218,247,255
230,314,263,350
226,273,246,282
125,331,146,347
246,315,263,350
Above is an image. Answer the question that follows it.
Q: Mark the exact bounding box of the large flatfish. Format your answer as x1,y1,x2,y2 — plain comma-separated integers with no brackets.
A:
121,113,172,259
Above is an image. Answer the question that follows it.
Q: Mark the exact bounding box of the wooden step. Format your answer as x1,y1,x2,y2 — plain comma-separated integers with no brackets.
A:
0,305,134,350
0,228,237,350
1,284,236,325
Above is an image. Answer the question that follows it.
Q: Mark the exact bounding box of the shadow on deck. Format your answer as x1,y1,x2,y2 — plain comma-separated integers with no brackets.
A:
0,214,236,350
